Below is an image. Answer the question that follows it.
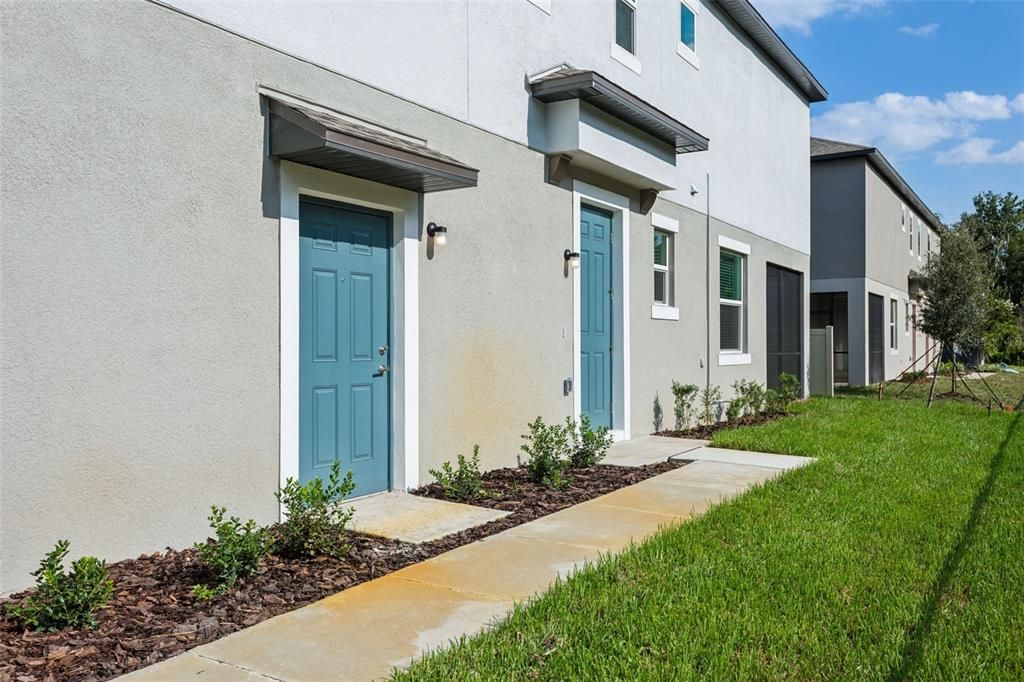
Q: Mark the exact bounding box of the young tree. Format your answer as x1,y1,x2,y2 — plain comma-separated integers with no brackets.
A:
919,226,991,391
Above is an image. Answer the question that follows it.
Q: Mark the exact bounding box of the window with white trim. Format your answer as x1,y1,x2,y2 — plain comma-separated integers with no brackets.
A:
909,215,914,252
680,1,696,51
917,220,922,255
890,298,898,350
901,204,906,231
905,300,911,333
927,230,932,263
719,249,745,352
653,230,673,306
615,0,636,54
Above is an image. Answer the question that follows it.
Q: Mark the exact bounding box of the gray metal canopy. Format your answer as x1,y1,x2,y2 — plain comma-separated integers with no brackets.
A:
530,69,710,154
267,97,479,193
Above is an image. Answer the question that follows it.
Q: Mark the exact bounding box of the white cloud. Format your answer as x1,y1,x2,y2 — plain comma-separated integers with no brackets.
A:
899,23,939,37
936,139,1024,165
755,0,884,36
1011,94,1024,114
812,91,1019,155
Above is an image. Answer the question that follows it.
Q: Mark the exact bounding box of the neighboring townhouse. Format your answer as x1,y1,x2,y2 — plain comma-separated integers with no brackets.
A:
810,137,942,386
0,0,825,591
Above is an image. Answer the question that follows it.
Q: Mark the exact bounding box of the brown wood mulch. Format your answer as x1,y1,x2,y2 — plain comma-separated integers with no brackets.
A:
0,460,683,682
655,411,788,440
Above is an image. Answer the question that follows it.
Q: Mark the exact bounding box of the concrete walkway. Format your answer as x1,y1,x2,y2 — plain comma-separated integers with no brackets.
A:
123,447,813,681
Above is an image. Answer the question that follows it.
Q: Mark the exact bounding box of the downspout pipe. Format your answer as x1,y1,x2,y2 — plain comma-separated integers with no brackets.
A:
705,172,711,389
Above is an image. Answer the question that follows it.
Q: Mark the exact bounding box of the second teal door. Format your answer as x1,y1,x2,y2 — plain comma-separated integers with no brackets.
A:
299,198,391,496
580,205,613,429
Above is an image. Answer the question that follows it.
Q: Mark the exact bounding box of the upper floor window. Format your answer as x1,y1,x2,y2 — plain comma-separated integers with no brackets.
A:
927,230,932,262
917,222,922,256
901,204,906,231
615,0,636,54
909,215,914,253
720,249,745,352
680,2,696,51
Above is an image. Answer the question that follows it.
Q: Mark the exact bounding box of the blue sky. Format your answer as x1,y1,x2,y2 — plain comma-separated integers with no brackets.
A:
755,0,1024,223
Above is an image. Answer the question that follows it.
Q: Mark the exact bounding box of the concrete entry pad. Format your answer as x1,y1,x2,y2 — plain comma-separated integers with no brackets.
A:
604,435,709,467
350,491,509,544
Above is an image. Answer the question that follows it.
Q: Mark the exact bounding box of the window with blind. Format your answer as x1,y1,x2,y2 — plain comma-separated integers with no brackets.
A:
719,249,744,352
615,0,636,54
653,230,672,305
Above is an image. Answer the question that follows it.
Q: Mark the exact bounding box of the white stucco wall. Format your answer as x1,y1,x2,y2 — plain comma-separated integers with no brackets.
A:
160,0,813,254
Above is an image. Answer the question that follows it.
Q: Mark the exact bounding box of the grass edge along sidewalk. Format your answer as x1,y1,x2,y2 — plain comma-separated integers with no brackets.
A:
395,396,1024,681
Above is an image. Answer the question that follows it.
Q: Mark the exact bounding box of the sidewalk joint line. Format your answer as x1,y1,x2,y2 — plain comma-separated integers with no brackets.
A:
193,653,287,681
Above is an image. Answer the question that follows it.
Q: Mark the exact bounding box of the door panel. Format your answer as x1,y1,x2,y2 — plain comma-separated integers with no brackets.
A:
868,293,884,384
300,199,390,496
766,265,802,389
580,206,613,429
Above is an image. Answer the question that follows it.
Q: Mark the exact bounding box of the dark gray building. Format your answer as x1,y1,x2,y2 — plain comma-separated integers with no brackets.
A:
810,138,942,386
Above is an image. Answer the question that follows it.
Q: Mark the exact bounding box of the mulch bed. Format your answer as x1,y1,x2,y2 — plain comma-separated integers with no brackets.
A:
413,461,686,522
1,460,683,682
655,411,788,440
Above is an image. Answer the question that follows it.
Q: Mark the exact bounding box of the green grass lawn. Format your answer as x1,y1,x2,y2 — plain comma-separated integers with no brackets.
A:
868,366,1024,409
395,397,1024,680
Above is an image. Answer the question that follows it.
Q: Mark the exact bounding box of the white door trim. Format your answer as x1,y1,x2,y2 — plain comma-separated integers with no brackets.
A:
572,180,631,441
279,160,420,517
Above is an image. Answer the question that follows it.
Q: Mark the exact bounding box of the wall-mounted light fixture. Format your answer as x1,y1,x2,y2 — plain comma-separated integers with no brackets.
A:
426,222,448,246
564,249,581,269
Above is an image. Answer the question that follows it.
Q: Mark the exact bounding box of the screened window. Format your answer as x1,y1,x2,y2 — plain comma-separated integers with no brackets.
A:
615,0,636,54
890,298,898,349
720,250,744,352
680,2,696,51
653,230,673,305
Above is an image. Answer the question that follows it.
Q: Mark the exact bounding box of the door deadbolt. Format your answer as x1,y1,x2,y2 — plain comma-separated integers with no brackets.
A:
378,345,389,356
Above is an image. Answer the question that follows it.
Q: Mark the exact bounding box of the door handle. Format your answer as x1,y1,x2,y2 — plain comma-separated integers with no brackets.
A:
376,364,390,376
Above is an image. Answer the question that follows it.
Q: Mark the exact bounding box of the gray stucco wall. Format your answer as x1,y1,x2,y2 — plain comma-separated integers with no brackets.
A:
0,1,809,591
629,202,810,435
0,0,571,591
810,158,866,281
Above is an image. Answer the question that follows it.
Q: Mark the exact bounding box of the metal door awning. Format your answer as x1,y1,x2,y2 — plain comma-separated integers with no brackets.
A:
267,97,478,193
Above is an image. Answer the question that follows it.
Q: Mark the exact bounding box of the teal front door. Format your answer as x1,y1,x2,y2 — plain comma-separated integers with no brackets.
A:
299,198,391,496
580,205,613,429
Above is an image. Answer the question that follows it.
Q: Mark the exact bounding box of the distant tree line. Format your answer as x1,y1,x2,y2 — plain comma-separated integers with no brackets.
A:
920,191,1024,365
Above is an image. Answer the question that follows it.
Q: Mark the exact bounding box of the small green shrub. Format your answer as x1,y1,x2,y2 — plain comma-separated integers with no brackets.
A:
6,540,113,632
726,381,746,422
566,415,612,468
739,380,767,416
275,461,356,559
903,370,928,383
520,416,569,487
766,373,801,414
429,445,485,501
193,506,272,598
671,381,699,430
699,384,722,427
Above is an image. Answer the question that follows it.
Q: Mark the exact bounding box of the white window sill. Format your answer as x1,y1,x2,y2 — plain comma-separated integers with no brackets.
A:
676,42,700,69
611,43,642,75
718,352,751,366
651,304,679,320
890,349,900,355
526,0,551,13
